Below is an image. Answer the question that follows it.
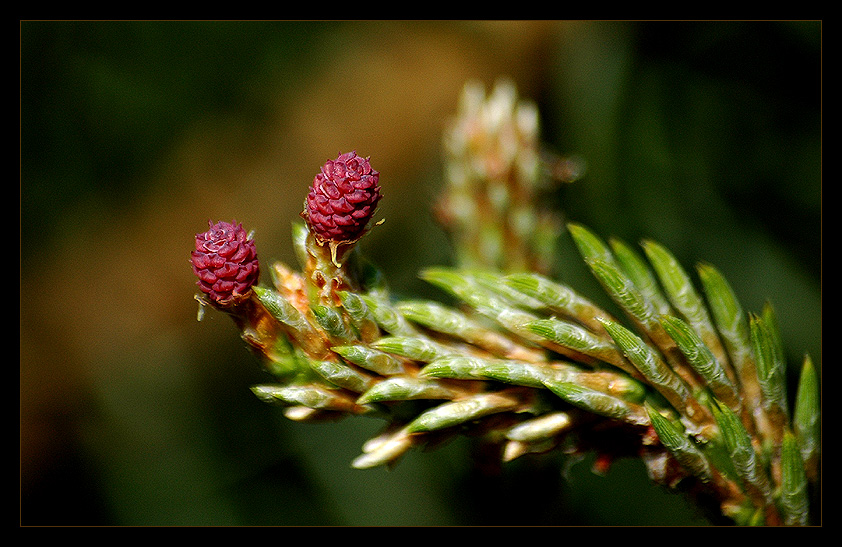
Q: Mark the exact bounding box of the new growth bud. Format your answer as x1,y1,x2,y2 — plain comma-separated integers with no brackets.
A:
304,151,382,243
191,220,260,306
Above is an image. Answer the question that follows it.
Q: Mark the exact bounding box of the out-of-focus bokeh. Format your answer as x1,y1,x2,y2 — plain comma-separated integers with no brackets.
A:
21,21,821,525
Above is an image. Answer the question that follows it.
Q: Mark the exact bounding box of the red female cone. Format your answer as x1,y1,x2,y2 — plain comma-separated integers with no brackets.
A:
191,220,260,307
303,151,382,247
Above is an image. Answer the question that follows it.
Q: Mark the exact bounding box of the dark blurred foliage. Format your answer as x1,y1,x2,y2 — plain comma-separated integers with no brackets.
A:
20,21,820,526
22,21,334,256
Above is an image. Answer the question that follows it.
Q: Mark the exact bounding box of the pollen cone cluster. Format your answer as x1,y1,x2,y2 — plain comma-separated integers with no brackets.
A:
436,78,584,275
191,80,819,526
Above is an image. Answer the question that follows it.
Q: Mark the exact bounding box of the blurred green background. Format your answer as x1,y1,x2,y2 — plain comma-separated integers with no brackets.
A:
21,21,821,526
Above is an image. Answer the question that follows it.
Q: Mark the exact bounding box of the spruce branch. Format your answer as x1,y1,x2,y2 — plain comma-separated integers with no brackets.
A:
190,79,819,525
